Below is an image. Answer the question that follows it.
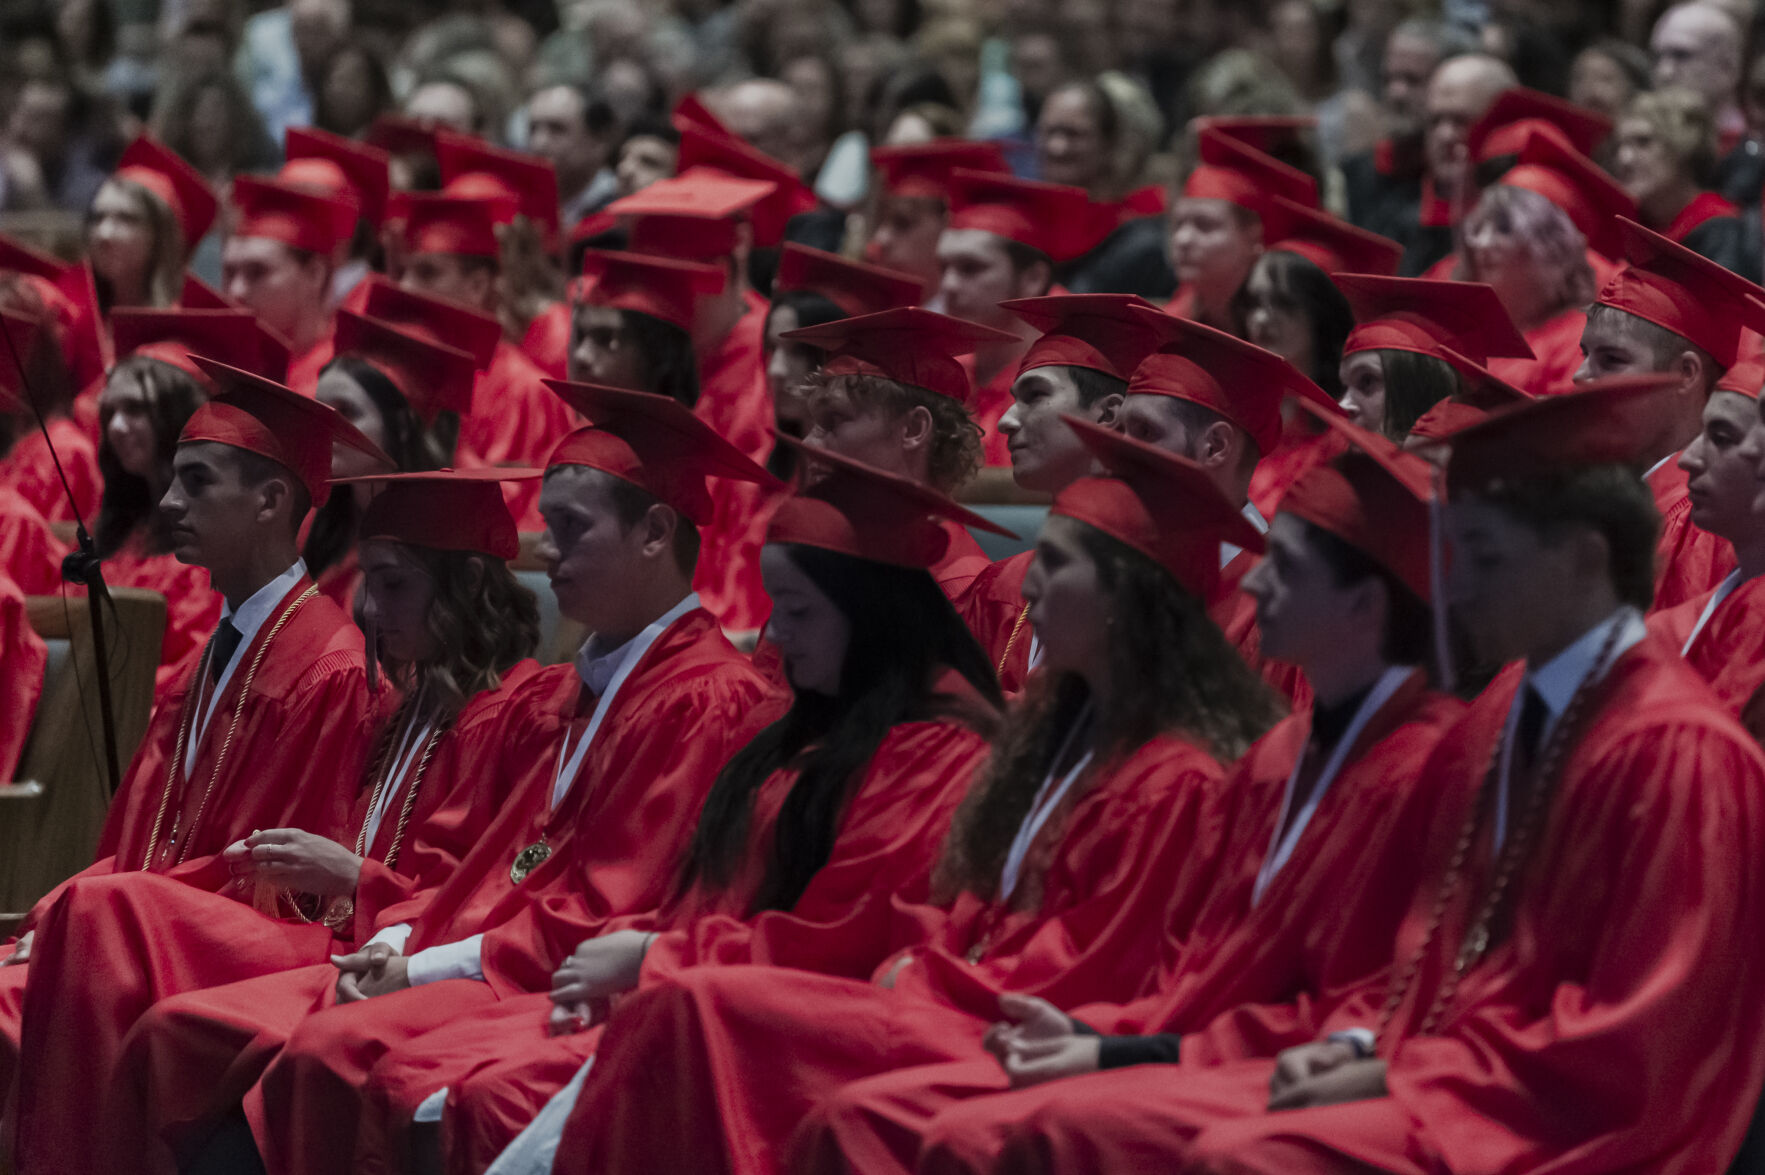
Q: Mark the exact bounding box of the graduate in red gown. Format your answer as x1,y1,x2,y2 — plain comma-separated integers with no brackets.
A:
718,243,925,634
1332,274,1534,441
794,405,1464,1175
936,170,1095,467
221,176,358,395
1119,307,1346,707
0,568,44,783
1572,216,1765,611
538,426,1286,1175
1165,128,1319,334
344,446,1008,1174
867,140,1012,301
10,469,544,1175
279,125,393,310
1648,355,1765,729
956,294,1166,692
784,306,1020,600
394,193,570,480
229,387,785,1175
1443,127,1633,398
0,360,389,1105
90,136,219,321
968,376,1765,1174
90,308,290,694
0,297,102,524
0,483,63,594
304,306,477,608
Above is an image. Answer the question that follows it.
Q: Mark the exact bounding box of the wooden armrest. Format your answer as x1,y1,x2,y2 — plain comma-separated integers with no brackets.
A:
0,781,44,800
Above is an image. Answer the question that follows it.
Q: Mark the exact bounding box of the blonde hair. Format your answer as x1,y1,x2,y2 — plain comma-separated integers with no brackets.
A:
1623,87,1720,184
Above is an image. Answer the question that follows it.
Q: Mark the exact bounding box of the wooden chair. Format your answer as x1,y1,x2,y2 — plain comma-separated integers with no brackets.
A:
0,588,166,926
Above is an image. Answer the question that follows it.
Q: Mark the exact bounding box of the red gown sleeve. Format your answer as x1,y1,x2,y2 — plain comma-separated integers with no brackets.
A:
0,572,45,781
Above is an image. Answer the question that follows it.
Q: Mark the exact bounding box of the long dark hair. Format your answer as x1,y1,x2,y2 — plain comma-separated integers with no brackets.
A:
933,522,1285,905
677,543,1003,914
372,542,541,719
622,308,700,409
304,355,452,579
764,287,849,479
1378,349,1461,441
94,355,208,557
1231,250,1354,397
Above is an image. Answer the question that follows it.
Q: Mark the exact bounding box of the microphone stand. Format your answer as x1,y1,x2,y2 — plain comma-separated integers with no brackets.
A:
1,315,121,795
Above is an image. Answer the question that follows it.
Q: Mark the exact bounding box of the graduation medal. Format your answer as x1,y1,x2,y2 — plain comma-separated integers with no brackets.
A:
510,840,551,884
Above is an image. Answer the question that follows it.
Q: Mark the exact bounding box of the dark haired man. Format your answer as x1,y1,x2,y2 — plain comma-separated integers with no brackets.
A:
0,361,385,1117
239,385,786,1175
525,83,620,231
1574,216,1765,609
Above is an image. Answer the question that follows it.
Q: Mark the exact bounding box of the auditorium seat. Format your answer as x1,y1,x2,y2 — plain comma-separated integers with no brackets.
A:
968,505,1044,561
0,588,166,925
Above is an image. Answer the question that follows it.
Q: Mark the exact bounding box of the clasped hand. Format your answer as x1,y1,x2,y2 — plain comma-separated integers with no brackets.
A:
224,828,362,897
546,929,652,1037
1267,1040,1388,1110
332,941,410,1002
982,993,1100,1088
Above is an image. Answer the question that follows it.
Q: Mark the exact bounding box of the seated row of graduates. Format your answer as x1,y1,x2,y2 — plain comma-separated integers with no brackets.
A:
2,279,1764,1175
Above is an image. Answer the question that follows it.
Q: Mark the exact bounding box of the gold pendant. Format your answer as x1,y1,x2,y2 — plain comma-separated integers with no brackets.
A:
510,841,552,884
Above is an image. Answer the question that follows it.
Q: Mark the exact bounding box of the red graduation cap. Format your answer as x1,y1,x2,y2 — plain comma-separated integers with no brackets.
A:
672,92,732,137
114,136,218,249
614,171,777,262
946,169,1095,262
364,115,443,160
780,306,1019,405
1260,197,1403,276
1057,415,1265,601
869,140,1011,201
675,125,817,246
542,381,778,525
578,249,725,333
359,276,501,368
397,192,502,259
1338,274,1534,364
1498,126,1634,260
332,310,478,423
1181,126,1319,213
229,175,358,254
0,307,42,408
179,273,237,311
1192,115,1319,158
180,357,393,506
1127,306,1342,455
1445,372,1681,493
774,244,921,316
1593,216,1765,369
1281,398,1436,600
1718,351,1765,397
768,436,1013,568
333,467,537,559
435,133,561,241
1002,293,1166,379
1466,87,1613,163
0,233,69,284
0,238,103,373
283,127,392,226
1405,346,1535,442
111,307,290,383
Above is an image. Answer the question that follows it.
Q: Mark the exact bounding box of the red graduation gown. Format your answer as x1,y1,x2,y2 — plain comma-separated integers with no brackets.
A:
1246,414,1342,524
10,663,538,1175
971,360,1017,469
1648,456,1737,612
457,341,574,531
356,711,993,1175
0,484,65,594
1210,547,1309,710
0,570,44,781
959,551,1034,695
285,330,335,397
690,300,774,625
0,415,100,524
0,577,376,1102
1486,306,1587,398
827,674,1459,1175
244,610,784,1175
518,300,570,380
1649,573,1765,730
967,636,1765,1175
549,733,1229,1175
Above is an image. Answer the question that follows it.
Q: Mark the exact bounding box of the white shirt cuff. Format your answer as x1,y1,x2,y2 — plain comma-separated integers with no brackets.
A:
366,923,412,955
406,935,486,986
1327,1027,1377,1059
